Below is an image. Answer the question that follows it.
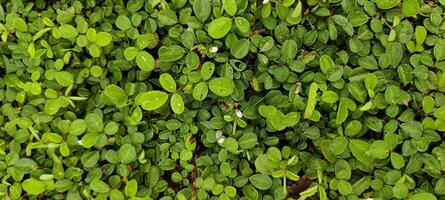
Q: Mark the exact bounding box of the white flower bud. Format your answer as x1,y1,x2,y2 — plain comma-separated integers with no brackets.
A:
209,46,218,53
216,130,225,145
217,137,225,145
236,109,243,118
77,140,83,145
262,0,269,4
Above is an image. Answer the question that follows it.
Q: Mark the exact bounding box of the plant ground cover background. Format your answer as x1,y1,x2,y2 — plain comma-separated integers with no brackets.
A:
0,0,445,200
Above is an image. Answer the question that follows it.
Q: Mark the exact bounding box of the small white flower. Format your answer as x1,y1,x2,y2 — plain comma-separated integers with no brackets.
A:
209,46,218,53
216,130,225,145
262,0,269,4
217,137,225,145
77,140,83,145
236,109,243,118
365,198,374,200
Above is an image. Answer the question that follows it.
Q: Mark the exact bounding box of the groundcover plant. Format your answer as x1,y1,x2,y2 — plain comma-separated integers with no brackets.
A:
1,0,445,199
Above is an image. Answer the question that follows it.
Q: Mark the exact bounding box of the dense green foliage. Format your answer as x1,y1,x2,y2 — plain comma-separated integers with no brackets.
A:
1,0,445,199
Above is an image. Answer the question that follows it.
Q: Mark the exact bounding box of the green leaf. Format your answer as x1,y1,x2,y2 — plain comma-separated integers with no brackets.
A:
260,36,274,52
22,178,45,195
223,138,238,153
158,9,178,26
348,81,367,103
127,0,145,12
393,182,409,199
434,105,445,120
55,71,74,87
58,24,78,39
116,15,132,30
81,151,100,168
422,96,435,113
319,55,334,74
398,64,413,85
88,43,101,57
192,82,209,101
395,21,414,43
231,39,250,59
282,39,298,62
407,193,437,200
209,77,235,97
349,139,374,165
330,136,348,155
235,17,250,34
171,93,185,114
193,0,211,22
249,174,272,190
136,51,155,71
335,159,351,179
101,84,127,107
376,0,401,9
223,0,237,16
224,186,237,197
348,11,368,27
137,33,158,49
80,132,98,148
200,62,215,80
331,15,349,26
238,133,258,149
402,0,420,17
299,185,318,199
95,32,112,47
337,179,353,195
266,147,282,162
125,179,138,197
358,56,378,70
370,140,389,159
391,152,405,169
186,52,200,69
86,28,97,41
118,144,137,164
387,42,403,66
434,40,445,61
401,121,423,138
90,179,110,193
10,16,27,32
159,73,177,93
70,119,86,136
304,82,318,118
158,45,185,61
44,99,60,115
385,85,401,105
27,42,35,57
283,112,300,127
364,73,377,91
366,117,383,133
124,47,139,61
126,107,143,126
254,155,272,175
85,113,104,133
322,91,338,103
208,17,232,39
136,91,169,110
415,26,427,45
